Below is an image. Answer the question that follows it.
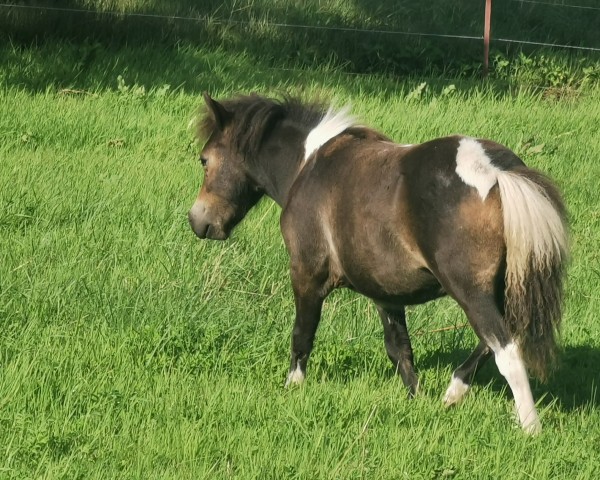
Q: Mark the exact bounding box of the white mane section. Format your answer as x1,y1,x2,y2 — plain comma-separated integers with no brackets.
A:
455,137,499,200
304,106,357,161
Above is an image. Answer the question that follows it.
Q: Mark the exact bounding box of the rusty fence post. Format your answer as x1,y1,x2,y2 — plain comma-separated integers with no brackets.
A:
484,0,492,77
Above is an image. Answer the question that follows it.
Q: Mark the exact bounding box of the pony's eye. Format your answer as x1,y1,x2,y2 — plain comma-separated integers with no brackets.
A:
200,156,208,167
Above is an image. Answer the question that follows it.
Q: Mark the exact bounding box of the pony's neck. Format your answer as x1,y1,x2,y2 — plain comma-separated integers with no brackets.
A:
251,122,312,208
252,107,356,207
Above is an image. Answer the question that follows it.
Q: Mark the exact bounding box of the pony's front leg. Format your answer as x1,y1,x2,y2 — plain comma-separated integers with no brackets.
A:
285,288,325,387
376,305,419,396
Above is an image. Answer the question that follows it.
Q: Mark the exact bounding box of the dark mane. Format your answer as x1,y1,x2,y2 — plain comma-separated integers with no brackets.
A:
198,94,326,158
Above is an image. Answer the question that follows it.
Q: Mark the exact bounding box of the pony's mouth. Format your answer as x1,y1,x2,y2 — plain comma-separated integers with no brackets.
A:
188,204,230,240
205,224,229,240
188,197,239,241
190,221,229,241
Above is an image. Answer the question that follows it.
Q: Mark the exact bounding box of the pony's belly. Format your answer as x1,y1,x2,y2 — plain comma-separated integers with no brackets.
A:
344,264,445,307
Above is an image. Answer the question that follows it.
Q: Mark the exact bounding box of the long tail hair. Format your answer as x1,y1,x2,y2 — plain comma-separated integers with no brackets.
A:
497,168,569,380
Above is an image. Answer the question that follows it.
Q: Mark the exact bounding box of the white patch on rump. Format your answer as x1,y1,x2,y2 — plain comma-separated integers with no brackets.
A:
304,106,357,161
455,137,499,200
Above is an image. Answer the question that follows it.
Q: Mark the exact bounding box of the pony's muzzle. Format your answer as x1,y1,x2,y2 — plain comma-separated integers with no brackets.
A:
188,199,228,240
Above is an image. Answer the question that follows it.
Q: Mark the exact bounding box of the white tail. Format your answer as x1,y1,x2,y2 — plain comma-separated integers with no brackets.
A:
497,171,568,290
496,169,568,379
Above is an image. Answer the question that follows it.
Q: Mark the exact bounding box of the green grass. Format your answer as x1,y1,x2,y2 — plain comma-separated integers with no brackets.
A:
1,43,600,478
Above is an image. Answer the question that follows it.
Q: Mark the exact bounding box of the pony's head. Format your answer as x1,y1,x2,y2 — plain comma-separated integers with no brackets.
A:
188,93,265,240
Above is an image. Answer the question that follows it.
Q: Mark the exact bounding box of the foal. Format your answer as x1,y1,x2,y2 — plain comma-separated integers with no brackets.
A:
188,93,568,433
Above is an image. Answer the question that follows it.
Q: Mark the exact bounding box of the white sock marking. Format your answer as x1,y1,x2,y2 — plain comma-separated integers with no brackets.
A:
455,137,499,200
285,365,305,387
493,342,541,434
304,106,357,161
443,375,470,406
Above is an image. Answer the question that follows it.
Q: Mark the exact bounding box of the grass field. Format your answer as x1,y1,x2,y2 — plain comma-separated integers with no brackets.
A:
1,41,600,478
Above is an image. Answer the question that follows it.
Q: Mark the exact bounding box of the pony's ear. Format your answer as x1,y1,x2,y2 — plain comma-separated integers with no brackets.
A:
203,92,231,131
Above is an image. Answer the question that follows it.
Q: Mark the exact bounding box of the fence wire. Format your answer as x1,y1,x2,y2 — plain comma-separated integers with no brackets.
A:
1,2,598,52
509,0,600,11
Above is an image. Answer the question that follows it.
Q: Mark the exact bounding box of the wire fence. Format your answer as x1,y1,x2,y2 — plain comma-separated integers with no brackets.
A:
509,0,600,11
1,2,599,57
1,2,598,50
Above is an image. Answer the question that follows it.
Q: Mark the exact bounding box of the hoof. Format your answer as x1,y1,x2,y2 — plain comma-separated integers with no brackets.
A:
443,377,470,407
522,419,542,435
520,412,542,435
284,366,305,387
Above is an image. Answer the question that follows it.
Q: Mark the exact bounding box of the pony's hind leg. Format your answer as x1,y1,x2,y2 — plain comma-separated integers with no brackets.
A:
430,190,541,432
443,340,492,406
376,305,418,396
451,292,541,433
492,340,541,434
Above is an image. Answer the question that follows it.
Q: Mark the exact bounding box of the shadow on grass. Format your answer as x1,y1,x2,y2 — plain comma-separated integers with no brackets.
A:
0,0,484,80
1,39,504,99
416,344,599,411
0,1,483,73
2,0,598,90
540,345,600,410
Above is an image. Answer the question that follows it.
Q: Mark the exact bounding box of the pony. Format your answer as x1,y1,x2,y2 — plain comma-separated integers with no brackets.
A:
188,93,568,433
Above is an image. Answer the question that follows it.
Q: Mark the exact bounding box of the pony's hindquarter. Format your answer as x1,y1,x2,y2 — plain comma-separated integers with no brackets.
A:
497,168,569,380
442,137,568,433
